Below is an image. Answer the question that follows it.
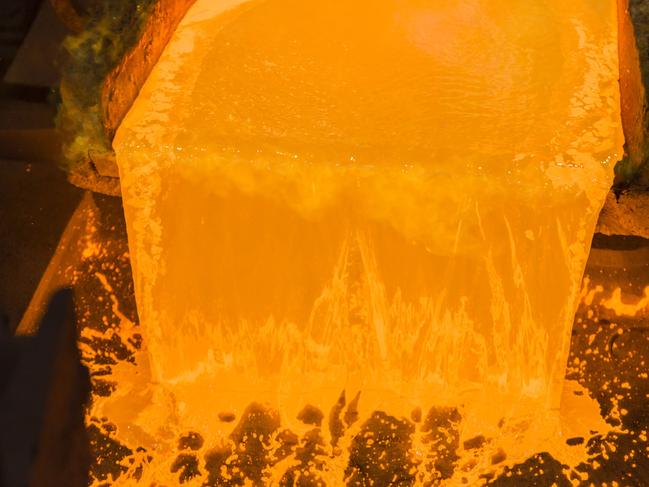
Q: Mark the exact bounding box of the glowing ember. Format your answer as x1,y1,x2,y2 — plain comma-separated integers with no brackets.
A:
106,0,622,483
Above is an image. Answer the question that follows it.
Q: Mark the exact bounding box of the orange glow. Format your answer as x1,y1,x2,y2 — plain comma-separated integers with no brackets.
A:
105,0,621,483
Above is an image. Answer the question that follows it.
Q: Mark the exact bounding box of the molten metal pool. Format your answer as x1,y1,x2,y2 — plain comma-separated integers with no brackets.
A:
103,0,622,483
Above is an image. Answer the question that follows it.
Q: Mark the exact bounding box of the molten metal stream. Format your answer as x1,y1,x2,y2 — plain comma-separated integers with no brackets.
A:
107,0,622,483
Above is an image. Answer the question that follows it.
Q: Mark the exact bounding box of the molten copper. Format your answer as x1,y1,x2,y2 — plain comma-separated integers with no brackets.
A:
97,0,623,483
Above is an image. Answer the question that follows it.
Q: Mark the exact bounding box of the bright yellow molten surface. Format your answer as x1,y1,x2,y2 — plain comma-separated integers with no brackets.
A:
111,0,622,482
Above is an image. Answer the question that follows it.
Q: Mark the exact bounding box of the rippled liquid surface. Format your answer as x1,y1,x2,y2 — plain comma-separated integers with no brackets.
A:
112,0,622,482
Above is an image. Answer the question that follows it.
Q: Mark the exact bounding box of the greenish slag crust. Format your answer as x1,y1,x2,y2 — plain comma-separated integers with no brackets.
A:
57,1,156,172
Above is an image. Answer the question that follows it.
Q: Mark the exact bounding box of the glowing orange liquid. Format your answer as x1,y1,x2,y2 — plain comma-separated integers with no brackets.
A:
110,0,622,482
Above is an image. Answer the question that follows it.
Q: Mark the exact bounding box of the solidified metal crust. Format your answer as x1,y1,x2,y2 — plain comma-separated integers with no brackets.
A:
616,0,649,186
597,190,649,238
57,0,196,195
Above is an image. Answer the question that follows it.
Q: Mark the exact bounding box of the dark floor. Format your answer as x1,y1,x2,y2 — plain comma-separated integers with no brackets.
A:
0,0,76,333
0,158,81,333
